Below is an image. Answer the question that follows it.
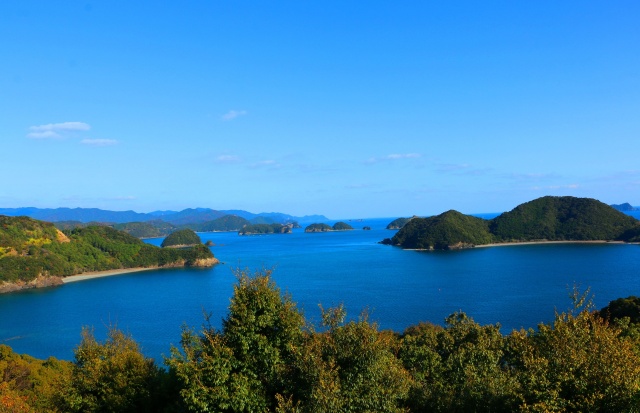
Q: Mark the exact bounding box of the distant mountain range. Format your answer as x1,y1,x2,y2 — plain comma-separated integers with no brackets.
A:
610,203,639,212
0,207,328,226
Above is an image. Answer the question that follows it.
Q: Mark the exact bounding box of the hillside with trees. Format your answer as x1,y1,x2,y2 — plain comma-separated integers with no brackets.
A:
332,221,354,231
1,271,639,412
191,215,251,232
238,223,292,235
383,210,493,249
304,223,333,232
113,220,178,238
384,196,640,250
490,196,639,242
160,229,202,248
386,216,414,229
0,216,216,289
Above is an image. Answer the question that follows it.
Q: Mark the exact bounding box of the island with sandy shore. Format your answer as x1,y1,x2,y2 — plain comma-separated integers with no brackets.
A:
0,215,218,294
381,196,640,251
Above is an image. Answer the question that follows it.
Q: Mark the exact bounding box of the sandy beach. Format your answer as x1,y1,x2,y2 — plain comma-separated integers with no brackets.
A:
474,240,627,248
62,267,160,284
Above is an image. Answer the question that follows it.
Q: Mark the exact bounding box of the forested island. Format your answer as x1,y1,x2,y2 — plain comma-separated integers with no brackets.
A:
1,270,639,412
160,229,202,248
304,221,354,232
0,216,217,293
238,223,293,235
382,196,640,250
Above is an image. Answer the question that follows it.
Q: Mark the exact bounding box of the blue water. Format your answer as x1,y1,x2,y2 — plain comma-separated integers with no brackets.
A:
1,217,639,364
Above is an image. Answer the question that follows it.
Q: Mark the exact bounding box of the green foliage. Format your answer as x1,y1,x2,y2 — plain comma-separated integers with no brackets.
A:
239,223,292,235
389,210,494,250
598,296,640,324
386,196,640,250
161,229,202,248
490,196,639,242
196,215,251,232
304,223,332,233
386,217,413,230
114,220,178,238
0,344,72,412
56,327,170,413
2,274,640,412
290,306,411,412
0,216,215,284
505,293,640,412
400,315,520,413
331,222,354,231
168,269,305,412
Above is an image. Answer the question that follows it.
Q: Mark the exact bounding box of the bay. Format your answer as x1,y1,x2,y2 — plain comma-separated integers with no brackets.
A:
1,216,639,364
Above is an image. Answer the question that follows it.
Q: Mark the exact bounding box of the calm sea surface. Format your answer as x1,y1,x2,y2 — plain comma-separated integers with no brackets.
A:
1,214,639,363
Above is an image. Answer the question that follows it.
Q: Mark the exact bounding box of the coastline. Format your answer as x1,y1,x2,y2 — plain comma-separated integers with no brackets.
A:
402,240,630,251
61,267,161,284
474,240,627,248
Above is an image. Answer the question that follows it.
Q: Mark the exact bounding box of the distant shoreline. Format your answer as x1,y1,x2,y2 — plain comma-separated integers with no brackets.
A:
61,267,162,284
475,240,627,248
403,240,631,251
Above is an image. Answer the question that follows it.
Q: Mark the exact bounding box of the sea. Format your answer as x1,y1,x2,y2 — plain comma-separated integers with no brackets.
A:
1,212,639,364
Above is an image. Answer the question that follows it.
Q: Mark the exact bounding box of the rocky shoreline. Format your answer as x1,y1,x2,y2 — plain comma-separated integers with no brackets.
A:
0,257,219,293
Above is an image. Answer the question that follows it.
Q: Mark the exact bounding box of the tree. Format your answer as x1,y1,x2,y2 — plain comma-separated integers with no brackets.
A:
57,327,166,413
168,269,305,412
289,305,411,412
505,291,640,412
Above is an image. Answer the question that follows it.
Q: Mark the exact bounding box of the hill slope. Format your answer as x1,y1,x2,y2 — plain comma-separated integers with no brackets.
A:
384,196,640,250
0,216,217,290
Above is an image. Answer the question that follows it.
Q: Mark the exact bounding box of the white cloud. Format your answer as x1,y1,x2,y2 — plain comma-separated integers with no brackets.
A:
27,122,91,139
215,155,241,163
80,139,118,146
250,160,280,169
366,153,421,164
221,110,247,121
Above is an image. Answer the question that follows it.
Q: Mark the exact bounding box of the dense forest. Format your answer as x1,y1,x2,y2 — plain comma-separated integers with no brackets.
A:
304,223,332,232
238,223,292,235
384,196,640,250
160,229,202,248
0,216,216,284
386,216,414,229
1,270,639,412
331,221,354,231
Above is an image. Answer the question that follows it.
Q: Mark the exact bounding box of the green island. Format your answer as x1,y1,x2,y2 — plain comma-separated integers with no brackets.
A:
304,221,354,232
238,223,292,235
0,215,218,293
386,216,415,229
160,229,202,248
1,270,639,412
382,196,640,250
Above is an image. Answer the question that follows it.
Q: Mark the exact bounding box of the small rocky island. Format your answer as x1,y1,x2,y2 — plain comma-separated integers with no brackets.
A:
161,229,203,248
305,222,354,232
382,196,640,251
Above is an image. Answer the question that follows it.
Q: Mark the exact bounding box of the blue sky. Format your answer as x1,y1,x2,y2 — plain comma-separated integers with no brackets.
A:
2,1,639,219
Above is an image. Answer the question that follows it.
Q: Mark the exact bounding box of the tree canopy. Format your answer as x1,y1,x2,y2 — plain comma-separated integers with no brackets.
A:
384,196,640,250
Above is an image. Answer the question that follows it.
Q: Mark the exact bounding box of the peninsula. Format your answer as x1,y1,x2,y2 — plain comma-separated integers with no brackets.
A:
381,196,640,250
0,216,218,293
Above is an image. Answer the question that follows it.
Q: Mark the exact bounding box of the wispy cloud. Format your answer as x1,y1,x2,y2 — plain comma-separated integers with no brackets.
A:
81,139,118,146
221,110,247,121
27,122,90,139
532,184,580,190
366,153,421,164
215,155,241,163
250,160,281,169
